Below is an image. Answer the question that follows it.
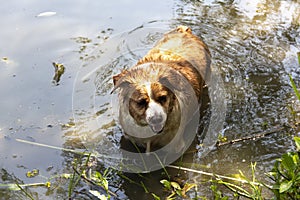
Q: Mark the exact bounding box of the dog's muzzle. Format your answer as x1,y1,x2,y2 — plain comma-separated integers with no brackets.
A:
146,101,167,134
148,116,165,134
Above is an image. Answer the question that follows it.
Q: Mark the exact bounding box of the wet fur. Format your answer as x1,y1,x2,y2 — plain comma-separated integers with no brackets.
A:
113,26,211,153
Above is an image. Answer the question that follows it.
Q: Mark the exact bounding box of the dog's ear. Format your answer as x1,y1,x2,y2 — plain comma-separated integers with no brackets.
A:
111,70,130,94
113,70,128,86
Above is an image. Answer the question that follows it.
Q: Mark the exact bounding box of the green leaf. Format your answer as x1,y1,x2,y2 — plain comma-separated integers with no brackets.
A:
151,193,161,200
292,153,299,166
94,171,103,180
272,184,280,190
175,189,183,197
279,180,293,193
160,180,171,190
170,181,181,190
294,137,300,152
289,75,300,101
92,171,108,191
281,153,296,175
102,178,108,191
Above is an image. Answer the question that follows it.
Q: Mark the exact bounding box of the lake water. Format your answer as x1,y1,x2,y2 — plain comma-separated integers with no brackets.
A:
0,0,299,199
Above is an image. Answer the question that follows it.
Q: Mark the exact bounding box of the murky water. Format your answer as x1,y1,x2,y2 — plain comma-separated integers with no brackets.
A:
0,0,299,199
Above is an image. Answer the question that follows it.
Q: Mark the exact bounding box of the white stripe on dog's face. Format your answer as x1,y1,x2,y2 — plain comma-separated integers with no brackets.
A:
146,100,167,133
145,84,167,133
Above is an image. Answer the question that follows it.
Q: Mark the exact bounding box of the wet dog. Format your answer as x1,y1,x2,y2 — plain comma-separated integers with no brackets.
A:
112,26,211,153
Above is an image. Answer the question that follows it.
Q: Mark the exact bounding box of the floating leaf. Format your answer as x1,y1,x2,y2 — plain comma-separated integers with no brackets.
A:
52,62,65,85
26,169,39,178
1,57,16,65
61,121,75,129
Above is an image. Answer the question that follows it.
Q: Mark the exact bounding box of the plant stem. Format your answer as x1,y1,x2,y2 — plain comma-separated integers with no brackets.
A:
167,165,271,188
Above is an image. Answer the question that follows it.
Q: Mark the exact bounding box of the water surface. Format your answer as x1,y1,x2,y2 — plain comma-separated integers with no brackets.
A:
0,0,299,199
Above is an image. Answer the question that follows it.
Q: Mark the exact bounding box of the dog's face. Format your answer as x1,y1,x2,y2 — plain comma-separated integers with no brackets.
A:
112,66,177,134
128,82,174,133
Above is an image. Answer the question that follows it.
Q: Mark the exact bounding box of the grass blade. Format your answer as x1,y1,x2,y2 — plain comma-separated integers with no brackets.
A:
289,74,300,101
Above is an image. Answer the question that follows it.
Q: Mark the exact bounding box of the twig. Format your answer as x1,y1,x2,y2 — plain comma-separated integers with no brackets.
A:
16,138,86,155
15,138,122,160
216,127,285,147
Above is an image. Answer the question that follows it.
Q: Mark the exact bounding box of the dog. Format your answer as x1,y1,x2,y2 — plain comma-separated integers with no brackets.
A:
112,26,211,153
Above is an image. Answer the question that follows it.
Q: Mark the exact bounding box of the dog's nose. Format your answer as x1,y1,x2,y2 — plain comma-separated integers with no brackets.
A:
148,116,164,133
148,116,163,124
145,102,167,133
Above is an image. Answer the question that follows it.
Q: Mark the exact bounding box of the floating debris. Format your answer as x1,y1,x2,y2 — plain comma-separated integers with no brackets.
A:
36,11,56,18
52,62,65,85
26,169,39,178
1,57,9,64
1,57,15,65
60,121,75,129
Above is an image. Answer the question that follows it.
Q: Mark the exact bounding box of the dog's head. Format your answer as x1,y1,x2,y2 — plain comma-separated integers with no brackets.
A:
112,64,179,134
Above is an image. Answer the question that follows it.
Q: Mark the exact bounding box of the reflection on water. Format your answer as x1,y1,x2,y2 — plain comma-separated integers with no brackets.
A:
173,1,300,195
0,0,300,199
174,0,300,136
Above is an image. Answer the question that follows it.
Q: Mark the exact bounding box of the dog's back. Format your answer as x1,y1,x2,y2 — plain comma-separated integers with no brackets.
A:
137,26,211,86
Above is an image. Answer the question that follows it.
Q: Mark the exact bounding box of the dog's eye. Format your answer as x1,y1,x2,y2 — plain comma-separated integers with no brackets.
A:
157,95,167,104
136,99,147,107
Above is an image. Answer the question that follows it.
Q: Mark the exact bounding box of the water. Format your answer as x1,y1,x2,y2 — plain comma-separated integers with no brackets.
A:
0,0,299,199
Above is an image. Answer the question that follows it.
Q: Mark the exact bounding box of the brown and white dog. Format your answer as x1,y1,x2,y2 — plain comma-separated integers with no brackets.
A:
112,26,211,153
